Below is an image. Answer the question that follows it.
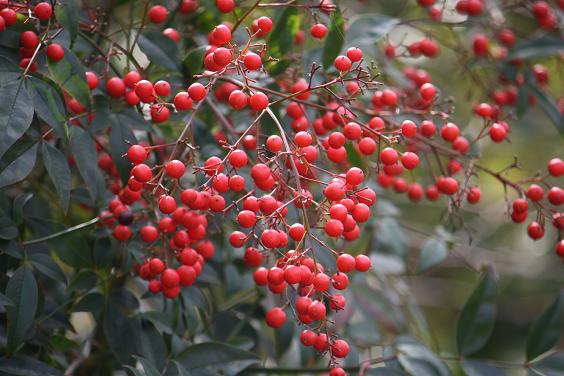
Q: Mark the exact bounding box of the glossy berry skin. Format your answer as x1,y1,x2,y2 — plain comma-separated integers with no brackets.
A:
334,56,352,71
34,2,53,20
527,222,544,240
265,307,286,328
148,5,168,24
46,44,65,62
489,123,507,143
441,123,460,142
332,339,350,358
174,92,194,110
547,158,564,177
310,23,328,39
20,31,39,49
165,160,186,178
216,0,234,13
106,77,126,98
556,240,564,258
249,92,269,110
243,52,262,70
188,83,207,101
336,254,356,273
527,184,544,202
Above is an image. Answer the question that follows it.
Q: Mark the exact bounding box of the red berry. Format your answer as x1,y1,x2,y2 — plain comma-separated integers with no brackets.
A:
336,254,356,273
140,225,159,243
127,145,147,165
249,92,269,110
401,152,420,170
20,31,39,49
380,147,398,165
243,52,262,70
46,43,65,62
216,0,234,13
332,339,350,358
556,240,564,258
228,90,248,110
106,77,126,98
307,300,326,321
148,5,168,24
527,184,544,202
265,307,286,328
489,123,507,142
154,80,171,97
419,83,436,101
85,72,99,90
300,330,317,346
547,158,564,177
131,164,152,182
355,254,371,272
257,16,273,33
161,268,180,287
346,47,363,62
188,83,207,101
165,160,186,179
174,91,194,110
310,23,328,39
334,55,352,72
467,187,481,204
527,222,544,240
34,2,53,20
441,122,459,142
212,24,232,45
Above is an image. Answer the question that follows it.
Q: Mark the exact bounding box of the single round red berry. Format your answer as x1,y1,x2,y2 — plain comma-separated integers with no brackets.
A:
46,43,65,62
148,5,168,24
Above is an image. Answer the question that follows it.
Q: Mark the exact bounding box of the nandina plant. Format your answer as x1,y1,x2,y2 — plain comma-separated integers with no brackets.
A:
0,0,562,375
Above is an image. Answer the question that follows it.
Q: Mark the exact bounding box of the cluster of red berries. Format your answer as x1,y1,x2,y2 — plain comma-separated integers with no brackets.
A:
508,158,564,252
0,1,66,71
97,142,220,299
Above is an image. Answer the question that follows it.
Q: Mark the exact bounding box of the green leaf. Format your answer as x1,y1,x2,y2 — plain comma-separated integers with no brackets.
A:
366,369,407,376
416,238,448,273
137,32,179,71
346,14,399,54
48,47,91,109
41,142,71,213
322,7,345,69
526,292,564,361
462,360,505,376
0,211,17,240
69,126,99,202
395,337,450,376
531,352,564,375
507,36,564,60
6,265,38,354
528,84,564,134
55,0,80,47
103,295,142,365
0,292,13,308
0,142,39,189
0,55,21,85
183,46,206,78
266,7,300,75
175,342,259,375
26,77,67,138
0,355,63,376
456,268,497,355
72,292,104,314
138,321,168,372
30,253,67,284
109,113,138,185
0,80,34,160
132,355,162,376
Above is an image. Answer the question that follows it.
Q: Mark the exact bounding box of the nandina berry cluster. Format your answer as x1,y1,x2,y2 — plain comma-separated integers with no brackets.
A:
14,0,562,373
